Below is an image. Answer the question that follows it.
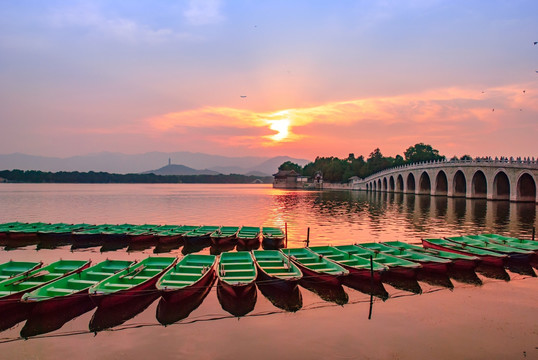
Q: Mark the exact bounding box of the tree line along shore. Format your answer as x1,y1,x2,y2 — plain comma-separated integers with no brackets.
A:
0,170,273,184
278,143,460,183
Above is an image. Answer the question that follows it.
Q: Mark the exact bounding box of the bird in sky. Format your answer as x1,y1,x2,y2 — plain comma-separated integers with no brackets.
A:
534,41,537,45
523,90,526,93
240,95,247,98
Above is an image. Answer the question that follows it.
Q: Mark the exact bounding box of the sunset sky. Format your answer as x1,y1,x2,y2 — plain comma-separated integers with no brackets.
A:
1,0,537,161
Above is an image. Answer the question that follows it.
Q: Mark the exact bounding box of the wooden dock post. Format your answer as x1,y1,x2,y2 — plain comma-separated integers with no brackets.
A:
285,222,288,248
533,227,535,241
368,255,374,320
305,227,310,247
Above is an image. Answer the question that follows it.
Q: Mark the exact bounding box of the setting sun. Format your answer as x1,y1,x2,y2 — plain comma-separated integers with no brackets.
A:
268,119,290,142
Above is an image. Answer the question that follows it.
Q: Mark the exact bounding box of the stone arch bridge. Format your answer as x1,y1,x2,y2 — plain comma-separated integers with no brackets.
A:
352,159,538,203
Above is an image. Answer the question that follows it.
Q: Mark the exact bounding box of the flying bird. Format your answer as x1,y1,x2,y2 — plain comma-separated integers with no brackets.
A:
523,90,526,93
534,41,538,45
240,95,247,98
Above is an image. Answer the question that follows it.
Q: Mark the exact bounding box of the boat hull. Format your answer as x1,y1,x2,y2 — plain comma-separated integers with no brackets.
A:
343,264,383,282
125,234,157,243
90,272,164,308
416,261,448,274
23,290,91,315
450,258,480,271
217,280,257,317
261,236,285,249
160,268,216,303
255,268,299,292
291,261,343,287
422,239,506,266
210,235,237,247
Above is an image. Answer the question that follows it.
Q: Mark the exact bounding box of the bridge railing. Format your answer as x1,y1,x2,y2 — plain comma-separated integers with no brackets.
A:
360,157,538,182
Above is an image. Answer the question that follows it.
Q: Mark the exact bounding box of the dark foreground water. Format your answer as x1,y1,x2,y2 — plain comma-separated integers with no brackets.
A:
0,184,536,359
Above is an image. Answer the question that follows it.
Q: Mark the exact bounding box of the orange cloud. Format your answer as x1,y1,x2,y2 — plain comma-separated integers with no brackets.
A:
144,82,537,151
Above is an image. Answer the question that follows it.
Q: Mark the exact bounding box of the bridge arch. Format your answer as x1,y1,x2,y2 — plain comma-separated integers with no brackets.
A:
383,177,388,191
493,171,510,200
453,170,466,197
389,176,395,191
396,175,404,192
471,170,487,199
418,171,431,194
377,179,382,191
517,172,536,202
406,173,416,193
434,170,448,195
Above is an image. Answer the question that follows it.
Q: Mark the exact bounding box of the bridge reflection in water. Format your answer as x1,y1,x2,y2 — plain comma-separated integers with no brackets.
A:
273,190,537,247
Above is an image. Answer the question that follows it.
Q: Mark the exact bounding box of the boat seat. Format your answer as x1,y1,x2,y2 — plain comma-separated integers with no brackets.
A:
143,268,162,273
20,281,44,286
134,276,152,280
177,265,204,269
47,287,74,294
104,283,131,288
260,266,286,270
221,269,251,273
224,276,254,281
67,279,96,285
162,280,192,286
221,262,250,266
54,266,79,271
87,271,113,276
268,272,298,277
100,267,126,272
170,271,201,276
47,273,64,276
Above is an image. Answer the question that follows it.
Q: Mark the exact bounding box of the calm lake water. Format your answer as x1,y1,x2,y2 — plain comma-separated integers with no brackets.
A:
0,184,537,359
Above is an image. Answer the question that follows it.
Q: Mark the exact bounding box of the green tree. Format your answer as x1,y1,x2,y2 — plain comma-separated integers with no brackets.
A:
404,143,445,163
278,161,302,174
460,154,472,161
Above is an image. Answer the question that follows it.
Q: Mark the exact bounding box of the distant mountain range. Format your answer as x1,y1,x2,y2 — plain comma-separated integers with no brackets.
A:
143,164,220,176
0,152,310,176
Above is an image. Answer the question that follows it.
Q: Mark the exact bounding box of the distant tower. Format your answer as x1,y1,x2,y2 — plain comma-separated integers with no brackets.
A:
168,158,171,166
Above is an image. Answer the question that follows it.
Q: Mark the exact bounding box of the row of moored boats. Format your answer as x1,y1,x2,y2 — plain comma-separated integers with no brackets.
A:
1,233,536,315
0,222,286,248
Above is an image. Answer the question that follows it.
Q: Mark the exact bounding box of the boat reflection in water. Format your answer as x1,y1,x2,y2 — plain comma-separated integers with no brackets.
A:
341,277,389,301
182,238,212,255
381,273,422,294
257,282,303,312
216,281,257,317
0,302,32,333
417,271,454,289
506,260,537,277
89,292,160,332
475,264,511,281
299,279,348,305
235,241,260,252
100,239,129,253
447,268,483,286
209,242,236,256
156,277,216,325
21,296,95,338
153,241,182,254
127,242,155,253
